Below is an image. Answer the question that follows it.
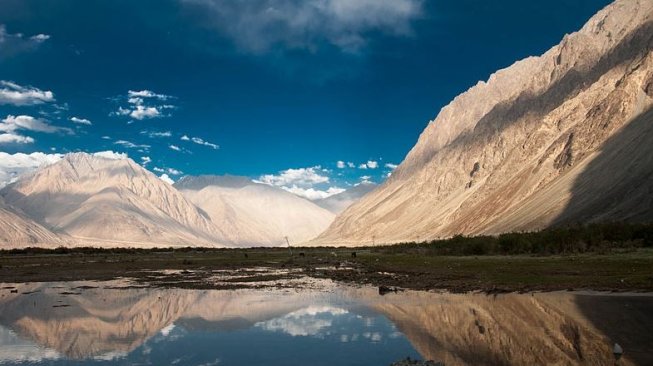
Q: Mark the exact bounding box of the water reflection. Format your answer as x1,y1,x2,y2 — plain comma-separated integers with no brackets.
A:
0,281,651,365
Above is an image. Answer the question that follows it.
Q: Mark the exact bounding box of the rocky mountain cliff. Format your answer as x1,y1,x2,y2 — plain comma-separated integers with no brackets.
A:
314,0,653,245
174,175,335,246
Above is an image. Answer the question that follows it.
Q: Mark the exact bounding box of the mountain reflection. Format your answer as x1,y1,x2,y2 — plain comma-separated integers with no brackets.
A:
0,282,650,365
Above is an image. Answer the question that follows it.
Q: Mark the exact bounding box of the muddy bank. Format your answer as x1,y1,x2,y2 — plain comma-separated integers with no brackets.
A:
0,248,652,293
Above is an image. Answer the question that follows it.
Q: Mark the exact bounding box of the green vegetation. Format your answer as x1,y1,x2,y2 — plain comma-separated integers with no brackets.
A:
376,222,653,256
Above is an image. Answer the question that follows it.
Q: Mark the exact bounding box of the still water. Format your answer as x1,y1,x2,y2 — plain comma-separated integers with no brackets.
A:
0,280,651,366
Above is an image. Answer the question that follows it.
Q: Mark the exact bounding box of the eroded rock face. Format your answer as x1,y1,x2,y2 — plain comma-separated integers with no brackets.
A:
315,0,653,245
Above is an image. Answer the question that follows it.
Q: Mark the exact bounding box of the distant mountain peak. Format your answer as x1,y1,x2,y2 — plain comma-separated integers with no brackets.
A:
174,175,254,191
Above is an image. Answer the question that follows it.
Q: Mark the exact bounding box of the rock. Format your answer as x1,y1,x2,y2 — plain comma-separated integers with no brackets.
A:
379,286,399,295
313,0,653,245
613,343,623,359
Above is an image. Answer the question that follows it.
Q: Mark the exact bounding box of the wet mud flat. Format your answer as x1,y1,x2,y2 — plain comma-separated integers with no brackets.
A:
1,247,652,293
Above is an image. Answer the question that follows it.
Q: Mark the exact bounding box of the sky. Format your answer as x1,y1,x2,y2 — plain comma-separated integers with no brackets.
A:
0,0,612,199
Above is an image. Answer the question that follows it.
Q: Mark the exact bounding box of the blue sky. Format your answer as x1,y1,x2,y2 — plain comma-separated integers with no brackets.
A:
0,0,611,199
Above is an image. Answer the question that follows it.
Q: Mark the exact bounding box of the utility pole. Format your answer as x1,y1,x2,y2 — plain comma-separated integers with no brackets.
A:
372,235,376,246
284,236,293,256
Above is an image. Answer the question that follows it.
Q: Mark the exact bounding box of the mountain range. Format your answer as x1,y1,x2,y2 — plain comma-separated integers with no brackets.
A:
0,154,344,248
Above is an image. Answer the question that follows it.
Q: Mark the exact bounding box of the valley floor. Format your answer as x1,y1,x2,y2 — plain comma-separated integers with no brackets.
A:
1,246,652,293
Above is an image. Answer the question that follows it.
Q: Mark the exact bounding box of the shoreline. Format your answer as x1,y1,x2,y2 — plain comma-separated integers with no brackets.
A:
1,247,652,293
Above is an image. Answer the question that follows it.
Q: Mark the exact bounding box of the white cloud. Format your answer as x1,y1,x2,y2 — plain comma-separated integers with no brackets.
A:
282,185,345,200
255,306,348,337
359,175,373,184
128,90,172,100
0,133,34,144
182,0,423,53
191,137,219,149
141,130,172,138
336,161,345,169
159,173,175,184
347,162,355,168
30,34,50,42
70,116,92,125
1,115,58,133
113,90,175,121
357,160,379,169
180,134,219,149
114,140,151,150
140,156,152,166
169,144,181,151
130,105,161,120
0,81,55,106
160,324,176,336
258,167,329,187
93,151,128,160
0,151,129,187
153,167,183,175
384,163,398,169
0,152,63,187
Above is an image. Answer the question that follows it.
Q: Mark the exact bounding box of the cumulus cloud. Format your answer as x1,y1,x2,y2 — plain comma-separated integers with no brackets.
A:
0,25,51,58
70,116,92,125
0,115,71,143
282,185,345,200
0,152,63,187
93,151,128,160
336,161,346,169
159,173,175,184
112,90,175,121
0,151,126,187
0,133,34,144
0,81,55,106
384,163,398,169
30,34,50,42
169,144,181,151
1,115,61,133
153,167,183,175
182,0,423,53
366,160,378,169
140,156,152,166
257,166,345,200
255,306,348,337
258,166,329,187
